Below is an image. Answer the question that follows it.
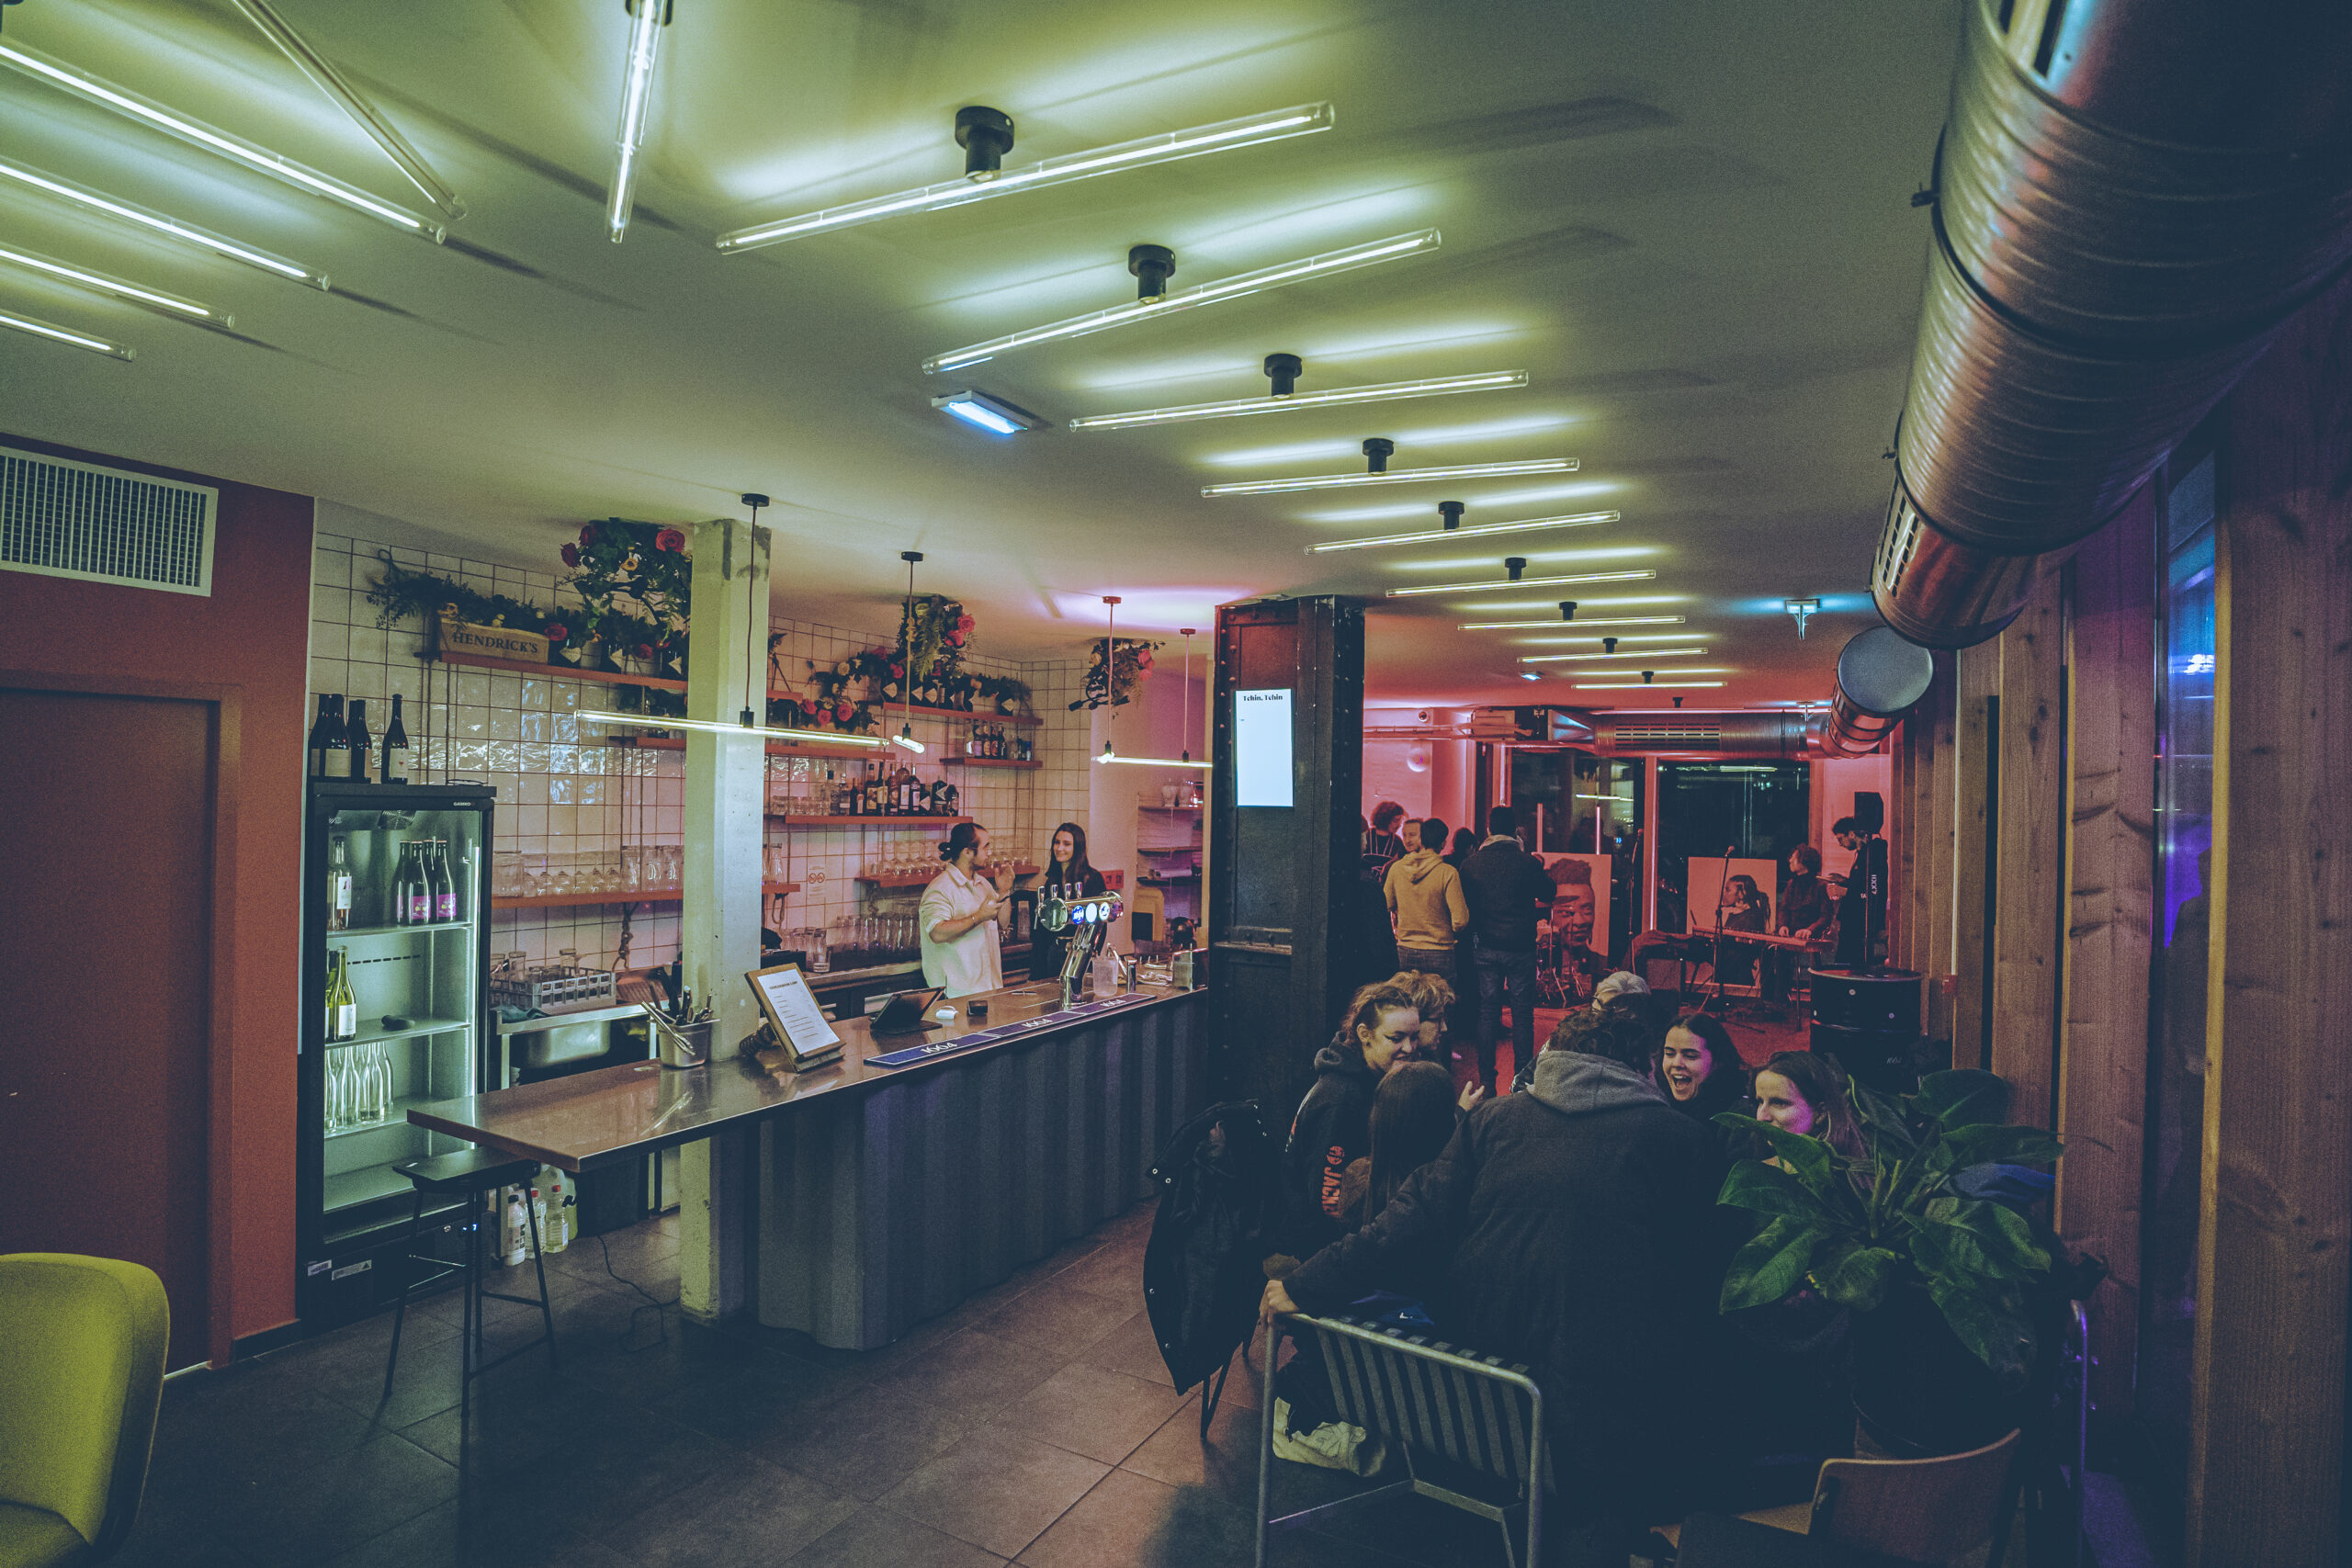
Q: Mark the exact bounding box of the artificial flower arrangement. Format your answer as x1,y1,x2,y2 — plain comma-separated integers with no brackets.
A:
556,519,691,678
1072,637,1160,710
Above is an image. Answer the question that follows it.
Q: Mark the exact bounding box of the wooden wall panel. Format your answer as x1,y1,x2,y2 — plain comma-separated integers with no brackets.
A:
1990,572,2067,1130
2186,278,2352,1567
1951,638,1999,1071
2057,490,2156,1426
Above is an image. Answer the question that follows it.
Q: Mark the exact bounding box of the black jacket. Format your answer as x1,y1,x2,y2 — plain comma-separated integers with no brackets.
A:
1281,1034,1381,1259
1286,1050,1730,1521
1458,836,1555,953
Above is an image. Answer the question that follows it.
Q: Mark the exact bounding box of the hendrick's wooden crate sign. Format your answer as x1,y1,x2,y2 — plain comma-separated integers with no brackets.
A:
435,612,549,664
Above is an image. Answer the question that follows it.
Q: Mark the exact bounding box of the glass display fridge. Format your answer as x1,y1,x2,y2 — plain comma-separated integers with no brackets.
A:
298,781,495,1330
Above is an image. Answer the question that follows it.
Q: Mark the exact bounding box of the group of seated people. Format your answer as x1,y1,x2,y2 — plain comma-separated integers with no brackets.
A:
1263,969,1870,1548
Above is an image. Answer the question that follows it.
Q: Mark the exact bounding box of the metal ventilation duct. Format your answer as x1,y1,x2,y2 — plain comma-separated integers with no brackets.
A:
1586,712,1822,758
1872,0,2352,648
1822,626,1938,757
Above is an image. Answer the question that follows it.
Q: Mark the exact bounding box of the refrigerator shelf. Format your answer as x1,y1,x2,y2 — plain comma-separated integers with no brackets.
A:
322,1095,439,1142
329,1015,473,1049
322,1162,425,1217
327,919,470,941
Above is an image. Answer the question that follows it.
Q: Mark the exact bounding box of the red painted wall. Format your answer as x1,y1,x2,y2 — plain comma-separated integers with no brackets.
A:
0,433,310,1351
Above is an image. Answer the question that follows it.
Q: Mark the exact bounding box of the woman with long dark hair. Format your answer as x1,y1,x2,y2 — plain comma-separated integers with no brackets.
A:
1029,820,1107,980
1654,1010,1753,1148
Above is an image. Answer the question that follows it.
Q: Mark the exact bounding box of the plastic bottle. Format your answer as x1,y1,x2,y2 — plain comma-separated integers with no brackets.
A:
529,1186,548,1258
503,1189,528,1265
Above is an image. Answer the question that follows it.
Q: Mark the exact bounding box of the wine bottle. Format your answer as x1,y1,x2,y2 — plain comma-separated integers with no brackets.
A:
429,839,458,922
325,835,353,931
345,699,371,781
322,695,355,779
309,694,339,777
380,694,409,784
401,842,433,926
325,950,357,1043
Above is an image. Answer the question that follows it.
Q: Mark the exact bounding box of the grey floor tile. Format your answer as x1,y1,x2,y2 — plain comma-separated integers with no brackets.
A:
867,1327,1069,1419
1082,1311,1178,1389
879,1426,1110,1558
783,1508,1009,1568
211,1430,459,1568
317,1495,634,1568
972,1278,1138,1359
992,1363,1190,1465
757,1382,988,1500
595,1454,861,1567
1015,1468,1258,1568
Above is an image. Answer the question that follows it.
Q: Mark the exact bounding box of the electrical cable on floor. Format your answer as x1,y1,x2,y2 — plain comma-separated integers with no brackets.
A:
595,1231,678,1353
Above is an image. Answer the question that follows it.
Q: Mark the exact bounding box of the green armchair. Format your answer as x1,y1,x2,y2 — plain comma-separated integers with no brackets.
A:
0,1256,170,1567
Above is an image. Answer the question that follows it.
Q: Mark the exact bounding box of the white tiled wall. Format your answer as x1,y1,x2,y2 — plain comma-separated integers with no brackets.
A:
310,533,1084,976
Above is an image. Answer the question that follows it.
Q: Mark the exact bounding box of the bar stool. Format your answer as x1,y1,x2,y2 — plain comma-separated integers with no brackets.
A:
380,1148,558,1430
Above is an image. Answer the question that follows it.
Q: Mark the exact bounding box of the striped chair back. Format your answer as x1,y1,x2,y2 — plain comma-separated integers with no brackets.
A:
1295,1312,1552,1493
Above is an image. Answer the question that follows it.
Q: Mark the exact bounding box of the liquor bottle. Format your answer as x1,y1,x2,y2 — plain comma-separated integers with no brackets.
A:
428,840,458,922
401,843,434,926
345,700,371,780
325,950,357,1042
309,694,340,777
321,695,356,779
380,694,410,784
325,835,353,931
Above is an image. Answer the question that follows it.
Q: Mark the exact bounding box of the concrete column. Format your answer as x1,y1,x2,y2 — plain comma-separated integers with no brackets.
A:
676,515,769,1323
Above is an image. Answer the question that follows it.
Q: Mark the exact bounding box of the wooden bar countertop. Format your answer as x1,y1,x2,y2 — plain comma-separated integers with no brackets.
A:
406,978,1201,1171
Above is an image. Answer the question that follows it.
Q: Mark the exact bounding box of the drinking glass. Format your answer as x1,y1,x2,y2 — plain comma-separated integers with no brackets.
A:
326,1050,349,1133
493,851,522,899
623,845,644,891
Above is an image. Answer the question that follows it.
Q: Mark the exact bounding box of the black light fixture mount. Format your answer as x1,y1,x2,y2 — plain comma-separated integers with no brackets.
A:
1129,243,1175,300
1559,601,1577,622
1641,670,1656,683
1263,353,1302,396
1603,637,1618,653
1438,501,1465,531
1504,556,1527,582
956,107,1015,178
1363,437,1395,473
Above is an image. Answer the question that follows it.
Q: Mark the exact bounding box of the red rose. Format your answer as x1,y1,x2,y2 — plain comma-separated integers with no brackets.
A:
560,543,580,568
801,698,820,716
834,702,853,723
580,525,597,545
890,663,904,680
546,624,568,643
655,527,686,553
635,643,654,660
946,630,967,647
956,615,975,632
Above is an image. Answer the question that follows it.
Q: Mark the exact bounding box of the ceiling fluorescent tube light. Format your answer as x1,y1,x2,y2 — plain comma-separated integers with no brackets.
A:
607,0,669,243
1459,614,1684,629
1208,457,1568,497
1576,681,1724,690
932,389,1046,434
0,305,132,359
228,0,465,219
0,39,442,240
1306,510,1616,553
583,711,887,747
1520,647,1705,663
718,102,1335,253
0,156,329,288
1386,568,1654,597
1094,750,1210,770
0,242,227,323
1071,370,1525,431
923,229,1439,374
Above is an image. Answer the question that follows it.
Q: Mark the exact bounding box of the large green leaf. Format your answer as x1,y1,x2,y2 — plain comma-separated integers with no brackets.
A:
1849,1082,1919,1155
1925,1270,2036,1388
1810,1242,1900,1312
1915,1069,2009,1128
1718,1160,1836,1224
1722,1216,1826,1312
1932,1122,2064,1171
1713,1111,1833,1190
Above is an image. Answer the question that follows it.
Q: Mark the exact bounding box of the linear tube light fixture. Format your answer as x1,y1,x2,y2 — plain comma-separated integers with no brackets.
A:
1306,508,1615,553
607,0,670,243
0,304,131,359
0,156,329,288
924,230,1440,375
0,242,227,323
1386,568,1653,598
228,0,465,219
1207,457,1569,497
1521,647,1705,663
1070,368,1525,431
932,389,1046,434
718,102,1335,253
1459,615,1684,629
1576,680,1725,690
0,39,442,240
581,710,886,748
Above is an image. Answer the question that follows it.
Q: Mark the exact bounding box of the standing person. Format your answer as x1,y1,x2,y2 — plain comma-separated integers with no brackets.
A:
1385,818,1469,985
1361,801,1408,874
1458,807,1555,1094
1766,845,1832,1013
1445,826,1480,980
1028,821,1107,981
1831,817,1890,968
1262,1006,1732,1542
1281,982,1420,1259
920,821,1011,998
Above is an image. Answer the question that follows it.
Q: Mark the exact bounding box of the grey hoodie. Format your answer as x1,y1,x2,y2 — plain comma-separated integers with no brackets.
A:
1527,1048,1668,1117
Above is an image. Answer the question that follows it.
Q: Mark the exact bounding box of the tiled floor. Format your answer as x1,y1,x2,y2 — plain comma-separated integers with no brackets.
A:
119,1201,1513,1568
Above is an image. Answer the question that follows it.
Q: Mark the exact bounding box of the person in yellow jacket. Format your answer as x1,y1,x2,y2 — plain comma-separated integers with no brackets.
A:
1384,818,1469,984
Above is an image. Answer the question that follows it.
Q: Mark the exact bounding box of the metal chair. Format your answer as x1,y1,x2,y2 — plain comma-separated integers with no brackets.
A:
380,1148,557,1434
1256,1312,1548,1568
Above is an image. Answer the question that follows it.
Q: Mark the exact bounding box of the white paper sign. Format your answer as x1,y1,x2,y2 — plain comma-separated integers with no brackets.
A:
1234,688,1294,807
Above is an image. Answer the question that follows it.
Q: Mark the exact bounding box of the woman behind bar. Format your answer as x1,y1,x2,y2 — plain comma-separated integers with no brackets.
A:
1030,821,1107,981
921,821,1011,998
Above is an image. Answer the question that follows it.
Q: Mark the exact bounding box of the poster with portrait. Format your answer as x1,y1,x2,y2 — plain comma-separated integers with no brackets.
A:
1538,852,1613,1002
1686,858,1780,938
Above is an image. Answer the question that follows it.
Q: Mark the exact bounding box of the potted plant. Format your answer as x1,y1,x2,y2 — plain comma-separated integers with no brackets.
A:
1713,1069,2064,1457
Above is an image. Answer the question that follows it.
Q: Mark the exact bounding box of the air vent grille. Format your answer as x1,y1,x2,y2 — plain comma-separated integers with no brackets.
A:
1,446,215,595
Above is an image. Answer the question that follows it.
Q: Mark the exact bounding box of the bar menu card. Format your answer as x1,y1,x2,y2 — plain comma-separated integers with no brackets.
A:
747,964,842,1068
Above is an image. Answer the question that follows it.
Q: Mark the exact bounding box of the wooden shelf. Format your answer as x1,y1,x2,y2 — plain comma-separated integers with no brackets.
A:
1136,803,1204,813
769,815,973,828
605,735,883,757
904,704,1040,728
492,881,798,910
857,863,1038,888
944,755,1042,769
439,649,687,693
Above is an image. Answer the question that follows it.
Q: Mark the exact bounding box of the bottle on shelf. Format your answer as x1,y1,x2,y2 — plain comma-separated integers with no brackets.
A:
309,694,341,777
345,699,371,778
324,950,357,1042
380,694,409,784
398,841,433,926
320,695,355,779
428,839,458,922
325,835,353,931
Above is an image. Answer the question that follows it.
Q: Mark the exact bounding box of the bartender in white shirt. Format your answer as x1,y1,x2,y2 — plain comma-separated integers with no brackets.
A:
920,821,1012,998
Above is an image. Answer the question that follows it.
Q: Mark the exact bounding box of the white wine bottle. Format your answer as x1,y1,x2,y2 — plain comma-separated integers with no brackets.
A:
325,950,357,1043
325,836,353,931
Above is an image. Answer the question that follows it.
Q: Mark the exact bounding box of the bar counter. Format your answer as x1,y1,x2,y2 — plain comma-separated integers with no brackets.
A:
412,976,1207,1348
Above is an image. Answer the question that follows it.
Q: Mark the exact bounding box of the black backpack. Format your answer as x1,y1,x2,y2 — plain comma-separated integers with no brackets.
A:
1142,1100,1278,1432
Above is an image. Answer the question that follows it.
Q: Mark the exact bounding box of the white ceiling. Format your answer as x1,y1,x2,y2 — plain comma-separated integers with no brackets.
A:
0,0,1959,705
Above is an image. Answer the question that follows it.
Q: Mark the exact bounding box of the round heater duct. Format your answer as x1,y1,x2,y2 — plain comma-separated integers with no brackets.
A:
1871,0,2352,648
1585,711,1824,758
1823,625,1938,757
